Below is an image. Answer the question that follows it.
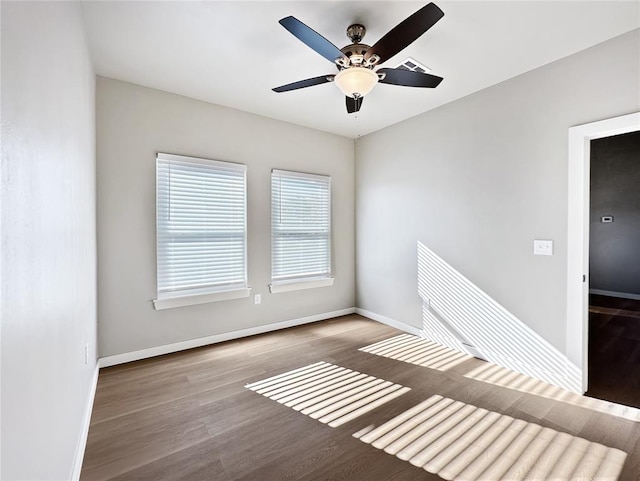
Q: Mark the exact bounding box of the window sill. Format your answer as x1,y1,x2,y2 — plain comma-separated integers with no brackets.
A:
153,287,251,310
269,277,334,294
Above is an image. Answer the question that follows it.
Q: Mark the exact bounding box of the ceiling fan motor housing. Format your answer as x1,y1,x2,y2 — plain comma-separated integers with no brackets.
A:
338,24,380,69
338,43,370,68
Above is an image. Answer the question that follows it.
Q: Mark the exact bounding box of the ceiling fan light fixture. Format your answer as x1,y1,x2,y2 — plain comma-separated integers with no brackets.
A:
334,67,378,98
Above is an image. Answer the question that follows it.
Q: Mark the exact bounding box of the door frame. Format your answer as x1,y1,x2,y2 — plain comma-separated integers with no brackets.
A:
567,112,640,393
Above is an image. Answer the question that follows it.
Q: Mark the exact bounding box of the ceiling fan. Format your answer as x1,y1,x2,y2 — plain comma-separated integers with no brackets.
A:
273,2,444,114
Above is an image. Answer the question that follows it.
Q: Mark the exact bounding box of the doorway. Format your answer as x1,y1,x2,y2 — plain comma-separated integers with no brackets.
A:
585,130,640,408
566,112,640,395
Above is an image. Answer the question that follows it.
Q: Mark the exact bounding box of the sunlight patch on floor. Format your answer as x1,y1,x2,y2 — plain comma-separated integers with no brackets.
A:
355,395,627,481
465,363,640,423
245,361,410,427
359,334,472,371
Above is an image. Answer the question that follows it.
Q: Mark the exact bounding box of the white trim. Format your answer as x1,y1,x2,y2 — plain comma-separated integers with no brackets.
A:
99,308,356,367
156,152,246,171
153,287,251,310
590,289,640,301
271,168,330,182
270,277,334,293
355,308,422,336
567,111,640,393
71,364,99,481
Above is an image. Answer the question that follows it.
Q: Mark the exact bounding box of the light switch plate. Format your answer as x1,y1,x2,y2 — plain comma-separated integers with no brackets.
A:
534,239,553,256
254,294,261,304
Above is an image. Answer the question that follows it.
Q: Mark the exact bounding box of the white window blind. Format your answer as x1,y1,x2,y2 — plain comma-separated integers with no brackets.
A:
156,153,247,299
271,169,331,283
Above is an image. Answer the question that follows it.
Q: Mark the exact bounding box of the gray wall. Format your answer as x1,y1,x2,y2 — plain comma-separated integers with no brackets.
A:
1,2,97,479
355,30,639,364
590,131,640,296
97,77,355,357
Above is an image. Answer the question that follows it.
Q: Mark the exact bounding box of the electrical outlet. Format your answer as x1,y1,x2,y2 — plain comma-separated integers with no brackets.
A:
84,344,89,365
533,239,553,256
254,294,262,305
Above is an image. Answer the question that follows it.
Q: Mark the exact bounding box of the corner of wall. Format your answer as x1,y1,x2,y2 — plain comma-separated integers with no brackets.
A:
70,363,100,481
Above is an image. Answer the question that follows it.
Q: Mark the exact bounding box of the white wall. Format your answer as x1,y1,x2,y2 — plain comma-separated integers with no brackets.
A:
355,30,639,372
1,2,97,480
96,77,355,358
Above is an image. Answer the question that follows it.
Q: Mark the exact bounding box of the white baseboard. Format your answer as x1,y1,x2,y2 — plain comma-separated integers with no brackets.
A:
99,308,356,368
355,308,422,336
71,363,99,481
589,289,640,301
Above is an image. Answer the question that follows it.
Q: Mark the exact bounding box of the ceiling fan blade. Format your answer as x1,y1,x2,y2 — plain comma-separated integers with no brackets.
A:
346,96,363,114
279,16,347,63
364,3,444,65
378,68,443,88
273,75,334,93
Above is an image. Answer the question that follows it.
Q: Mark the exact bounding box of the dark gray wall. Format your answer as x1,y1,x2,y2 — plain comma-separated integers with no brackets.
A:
590,130,640,296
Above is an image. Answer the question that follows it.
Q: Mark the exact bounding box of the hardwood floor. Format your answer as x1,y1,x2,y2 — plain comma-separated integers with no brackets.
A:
82,315,640,481
588,294,640,409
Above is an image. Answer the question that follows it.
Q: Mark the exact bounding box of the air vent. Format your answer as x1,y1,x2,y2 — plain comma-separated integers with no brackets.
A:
396,57,431,74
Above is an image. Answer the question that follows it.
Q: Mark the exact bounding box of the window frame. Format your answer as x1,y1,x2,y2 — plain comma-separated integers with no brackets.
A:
270,169,334,293
153,152,250,310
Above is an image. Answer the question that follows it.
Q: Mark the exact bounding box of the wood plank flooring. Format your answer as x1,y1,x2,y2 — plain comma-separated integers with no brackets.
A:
588,295,640,409
81,315,640,481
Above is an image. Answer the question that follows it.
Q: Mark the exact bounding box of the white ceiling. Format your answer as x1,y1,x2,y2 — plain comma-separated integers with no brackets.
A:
81,1,639,138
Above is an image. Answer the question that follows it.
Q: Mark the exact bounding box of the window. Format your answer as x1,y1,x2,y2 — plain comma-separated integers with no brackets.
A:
271,169,333,293
154,153,249,309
